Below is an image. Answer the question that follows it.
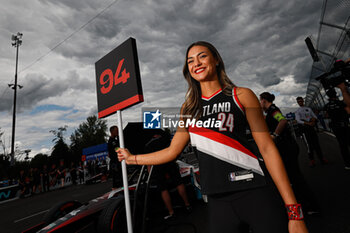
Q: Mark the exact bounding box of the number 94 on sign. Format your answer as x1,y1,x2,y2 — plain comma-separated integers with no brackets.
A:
99,58,130,94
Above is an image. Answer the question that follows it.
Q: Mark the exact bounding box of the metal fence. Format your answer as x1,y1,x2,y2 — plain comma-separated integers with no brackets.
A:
305,0,350,108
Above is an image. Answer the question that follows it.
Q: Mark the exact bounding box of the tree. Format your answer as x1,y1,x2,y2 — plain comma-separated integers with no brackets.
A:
0,127,7,156
70,115,108,162
50,126,70,164
31,153,49,169
0,128,10,180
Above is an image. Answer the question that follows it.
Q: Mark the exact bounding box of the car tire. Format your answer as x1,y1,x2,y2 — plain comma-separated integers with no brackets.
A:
97,197,127,233
42,200,82,224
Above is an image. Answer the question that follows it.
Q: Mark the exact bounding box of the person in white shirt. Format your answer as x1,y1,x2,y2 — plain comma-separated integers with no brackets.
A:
295,97,328,167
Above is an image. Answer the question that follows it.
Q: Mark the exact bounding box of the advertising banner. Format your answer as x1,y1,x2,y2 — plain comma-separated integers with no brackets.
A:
0,184,19,203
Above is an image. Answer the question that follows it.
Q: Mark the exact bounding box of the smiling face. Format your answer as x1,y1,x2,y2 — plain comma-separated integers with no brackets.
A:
187,45,218,82
297,98,304,107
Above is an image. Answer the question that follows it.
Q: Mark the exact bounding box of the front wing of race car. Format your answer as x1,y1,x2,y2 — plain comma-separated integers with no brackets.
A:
22,186,132,233
22,159,200,233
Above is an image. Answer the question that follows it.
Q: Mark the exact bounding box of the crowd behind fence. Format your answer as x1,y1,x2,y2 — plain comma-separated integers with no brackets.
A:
0,158,109,203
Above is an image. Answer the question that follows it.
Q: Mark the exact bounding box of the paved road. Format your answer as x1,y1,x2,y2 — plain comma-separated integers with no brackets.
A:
1,131,350,233
298,132,350,233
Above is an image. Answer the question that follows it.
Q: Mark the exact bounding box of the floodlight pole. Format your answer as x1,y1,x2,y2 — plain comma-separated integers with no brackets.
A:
10,32,23,166
117,110,133,233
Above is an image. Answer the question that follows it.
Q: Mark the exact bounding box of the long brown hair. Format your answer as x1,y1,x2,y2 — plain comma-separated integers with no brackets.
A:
181,41,235,119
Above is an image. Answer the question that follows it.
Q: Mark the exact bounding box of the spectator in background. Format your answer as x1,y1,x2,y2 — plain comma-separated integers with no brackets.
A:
260,92,320,215
101,158,107,176
87,160,93,177
95,158,101,175
57,160,66,188
18,169,27,198
324,84,350,170
145,133,191,220
295,97,328,167
78,162,85,184
70,162,78,185
32,167,42,194
91,159,96,177
28,168,34,194
108,126,122,190
42,164,50,192
49,164,58,187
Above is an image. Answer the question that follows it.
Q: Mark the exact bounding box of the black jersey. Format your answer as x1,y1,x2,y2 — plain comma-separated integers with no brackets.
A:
265,104,290,138
188,87,266,195
266,104,280,133
108,136,120,163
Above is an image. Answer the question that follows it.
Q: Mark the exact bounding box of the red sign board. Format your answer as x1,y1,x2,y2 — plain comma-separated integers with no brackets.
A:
95,37,143,118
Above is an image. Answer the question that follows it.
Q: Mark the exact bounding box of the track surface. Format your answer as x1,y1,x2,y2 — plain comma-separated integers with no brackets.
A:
1,132,350,233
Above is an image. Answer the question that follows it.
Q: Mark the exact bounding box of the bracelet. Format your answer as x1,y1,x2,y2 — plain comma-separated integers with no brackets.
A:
135,155,138,165
285,204,304,220
272,132,279,137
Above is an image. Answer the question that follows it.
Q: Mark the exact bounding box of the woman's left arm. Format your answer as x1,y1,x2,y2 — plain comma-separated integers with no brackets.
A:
237,87,308,233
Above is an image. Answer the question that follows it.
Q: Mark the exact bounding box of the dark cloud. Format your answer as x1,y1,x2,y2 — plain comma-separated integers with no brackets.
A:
210,0,322,87
0,75,59,113
1,0,344,102
89,16,122,39
14,0,326,91
47,0,242,67
67,70,95,90
256,68,281,86
1,0,349,155
0,71,95,113
16,73,68,111
293,57,313,83
40,0,103,11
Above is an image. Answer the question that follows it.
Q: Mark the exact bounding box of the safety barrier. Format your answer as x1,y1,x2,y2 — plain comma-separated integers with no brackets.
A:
0,184,20,203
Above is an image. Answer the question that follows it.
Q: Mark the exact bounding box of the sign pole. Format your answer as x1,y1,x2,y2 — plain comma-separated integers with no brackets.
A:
95,38,142,232
117,110,133,233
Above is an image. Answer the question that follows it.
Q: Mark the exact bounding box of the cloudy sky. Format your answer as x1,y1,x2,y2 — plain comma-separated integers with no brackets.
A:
0,0,347,158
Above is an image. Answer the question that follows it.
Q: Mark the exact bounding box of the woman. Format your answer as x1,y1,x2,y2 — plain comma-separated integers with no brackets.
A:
118,41,308,233
260,92,319,215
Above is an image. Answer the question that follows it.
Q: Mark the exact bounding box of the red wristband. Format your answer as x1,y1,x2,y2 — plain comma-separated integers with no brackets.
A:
285,204,304,220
